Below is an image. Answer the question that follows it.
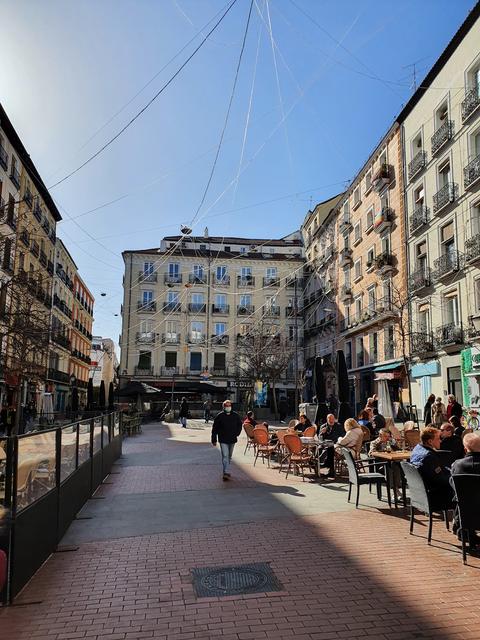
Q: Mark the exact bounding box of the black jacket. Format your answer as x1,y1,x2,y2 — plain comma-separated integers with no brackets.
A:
423,400,433,425
179,401,189,418
211,411,242,445
318,421,345,441
449,401,463,419
451,452,480,475
439,435,465,465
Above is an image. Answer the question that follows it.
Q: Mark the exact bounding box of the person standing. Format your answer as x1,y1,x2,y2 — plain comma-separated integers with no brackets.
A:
423,393,435,426
431,397,446,427
179,397,189,428
446,394,463,420
211,400,242,481
203,399,212,424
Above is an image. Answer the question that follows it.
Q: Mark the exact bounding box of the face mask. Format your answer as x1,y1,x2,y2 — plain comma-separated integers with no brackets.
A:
224,407,232,414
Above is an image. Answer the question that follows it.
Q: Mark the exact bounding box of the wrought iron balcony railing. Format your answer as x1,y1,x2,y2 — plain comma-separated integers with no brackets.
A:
33,204,42,222
211,334,229,345
264,306,280,317
465,233,480,264
137,301,157,312
161,366,179,376
263,277,280,287
0,145,8,170
411,331,435,356
237,305,254,315
237,275,255,286
161,333,180,344
408,150,427,180
134,366,154,376
188,303,206,313
464,154,480,189
435,323,464,349
188,273,206,284
188,333,206,344
164,273,182,284
340,285,353,301
373,207,394,233
461,85,480,122
372,163,392,192
136,332,156,344
212,304,230,314
374,251,395,274
213,275,230,285
433,251,463,281
433,182,458,214
138,270,157,283
162,302,181,313
431,120,454,155
409,266,431,293
410,205,430,234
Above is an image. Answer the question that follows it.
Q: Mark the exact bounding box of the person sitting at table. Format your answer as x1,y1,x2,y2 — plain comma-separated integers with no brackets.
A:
318,413,344,440
450,432,480,549
449,415,464,438
357,409,374,438
371,408,386,436
335,418,364,459
296,414,312,433
439,422,464,465
368,428,399,456
410,426,453,510
243,411,257,429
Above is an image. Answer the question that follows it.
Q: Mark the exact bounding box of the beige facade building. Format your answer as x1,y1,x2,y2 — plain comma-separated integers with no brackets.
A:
90,337,118,389
400,4,480,415
120,233,304,407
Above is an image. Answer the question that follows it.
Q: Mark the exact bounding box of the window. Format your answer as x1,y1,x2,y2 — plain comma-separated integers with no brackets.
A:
418,307,430,333
381,234,391,254
167,291,179,304
288,325,295,341
438,158,451,188
345,304,351,326
143,262,154,275
353,186,361,208
190,352,202,371
416,240,428,274
444,291,459,326
224,246,231,253
435,100,448,129
240,247,246,254
193,264,204,279
343,233,350,250
192,292,204,305
215,293,227,308
367,286,376,312
474,279,480,313
354,296,362,321
369,333,378,363
440,220,455,256
366,207,374,230
216,265,227,281
199,244,207,251
137,351,151,369
240,294,252,307
240,266,251,277
214,352,226,370
367,246,375,269
353,221,362,244
239,323,250,336
356,336,364,367
354,258,362,282
142,290,153,304
365,170,372,192
191,321,204,337
412,131,423,156
414,184,425,207
345,341,352,369
379,150,387,166
343,201,349,219
214,322,226,336
266,267,277,279
344,267,351,287
384,326,395,360
168,263,179,276
471,128,480,160
265,295,276,310
165,352,177,367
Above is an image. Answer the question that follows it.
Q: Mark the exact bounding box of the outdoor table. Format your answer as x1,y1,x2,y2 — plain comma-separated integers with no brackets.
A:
268,425,289,433
300,437,334,478
371,451,411,509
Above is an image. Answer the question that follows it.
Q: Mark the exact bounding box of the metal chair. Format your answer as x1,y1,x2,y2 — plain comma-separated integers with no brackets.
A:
451,474,480,564
400,461,450,545
341,447,391,509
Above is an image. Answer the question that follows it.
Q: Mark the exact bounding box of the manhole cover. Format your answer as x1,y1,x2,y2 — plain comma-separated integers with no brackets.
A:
191,562,283,597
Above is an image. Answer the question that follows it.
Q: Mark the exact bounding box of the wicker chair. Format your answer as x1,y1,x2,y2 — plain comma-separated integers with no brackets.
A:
302,426,316,438
253,427,277,467
404,430,420,450
243,422,256,455
284,434,316,481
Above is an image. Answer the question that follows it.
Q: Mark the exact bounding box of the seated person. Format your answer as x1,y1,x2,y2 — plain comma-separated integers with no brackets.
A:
439,422,464,465
410,426,453,510
371,408,386,436
449,415,464,438
450,432,480,549
317,413,344,440
368,428,399,456
335,418,364,459
243,411,257,428
357,410,374,438
296,414,312,433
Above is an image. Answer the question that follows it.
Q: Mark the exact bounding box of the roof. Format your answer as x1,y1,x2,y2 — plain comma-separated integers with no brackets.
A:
397,1,480,122
302,193,344,230
162,235,303,246
57,237,78,270
122,247,303,262
0,103,62,222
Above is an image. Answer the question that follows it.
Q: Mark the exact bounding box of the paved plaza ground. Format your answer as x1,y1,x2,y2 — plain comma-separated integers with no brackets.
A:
2,420,480,639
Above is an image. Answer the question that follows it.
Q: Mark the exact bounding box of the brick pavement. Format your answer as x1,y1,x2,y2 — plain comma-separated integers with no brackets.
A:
2,421,480,640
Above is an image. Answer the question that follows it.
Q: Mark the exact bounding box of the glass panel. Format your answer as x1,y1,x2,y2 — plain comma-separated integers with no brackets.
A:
17,431,56,510
78,420,91,465
0,438,6,505
102,417,110,447
114,414,120,437
60,425,77,482
93,418,102,453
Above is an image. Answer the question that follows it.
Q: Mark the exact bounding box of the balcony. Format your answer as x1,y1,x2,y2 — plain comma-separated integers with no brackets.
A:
372,163,392,192
0,145,8,170
339,247,353,267
339,216,352,234
374,251,396,277
431,120,454,155
164,273,182,284
161,366,179,376
408,150,427,181
188,333,206,344
24,189,33,209
373,207,394,233
137,301,157,312
52,333,71,350
47,260,54,275
237,305,254,315
53,294,72,318
138,270,157,283
409,267,432,294
136,331,156,344
161,333,180,344
211,334,229,345
411,332,435,358
410,205,430,234
286,306,299,317
19,230,30,247
465,233,480,265
188,273,206,284
212,304,230,314
236,333,254,344
237,275,255,287
188,303,206,313
461,85,480,122
263,276,280,287
134,366,154,376
33,204,42,222
47,369,71,384
264,306,280,317
433,182,458,215
433,251,463,282
340,285,353,302
435,323,464,351
213,275,230,285
464,154,480,190
286,276,303,288
10,166,20,189
162,302,181,313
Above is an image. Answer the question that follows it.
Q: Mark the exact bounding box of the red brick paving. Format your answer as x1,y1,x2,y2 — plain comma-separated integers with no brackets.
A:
2,422,480,639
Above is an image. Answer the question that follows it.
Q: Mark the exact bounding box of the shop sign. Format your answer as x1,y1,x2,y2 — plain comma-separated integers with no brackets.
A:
227,380,251,388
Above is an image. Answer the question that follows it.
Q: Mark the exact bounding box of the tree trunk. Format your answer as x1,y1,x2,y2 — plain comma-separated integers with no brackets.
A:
271,380,278,419
13,378,23,435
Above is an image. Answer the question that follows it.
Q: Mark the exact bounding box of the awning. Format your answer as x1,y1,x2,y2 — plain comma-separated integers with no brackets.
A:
374,360,403,373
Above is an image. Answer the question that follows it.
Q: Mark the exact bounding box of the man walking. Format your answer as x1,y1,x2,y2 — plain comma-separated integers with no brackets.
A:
211,400,242,481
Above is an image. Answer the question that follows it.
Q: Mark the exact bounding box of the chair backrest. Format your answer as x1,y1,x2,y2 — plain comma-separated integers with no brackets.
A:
404,430,420,450
303,426,316,437
276,430,286,445
243,422,255,439
400,461,430,513
257,423,268,432
404,421,416,431
284,433,303,455
252,427,269,445
288,419,297,430
340,447,359,484
451,474,480,532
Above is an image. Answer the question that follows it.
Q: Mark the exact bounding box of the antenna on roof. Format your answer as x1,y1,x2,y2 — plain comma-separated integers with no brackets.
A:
204,226,209,238
402,56,430,93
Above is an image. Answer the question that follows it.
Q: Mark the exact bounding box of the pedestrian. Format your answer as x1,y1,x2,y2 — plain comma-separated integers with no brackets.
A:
423,393,435,426
203,399,212,424
211,400,242,481
278,397,288,424
446,394,463,420
179,396,189,428
431,397,446,427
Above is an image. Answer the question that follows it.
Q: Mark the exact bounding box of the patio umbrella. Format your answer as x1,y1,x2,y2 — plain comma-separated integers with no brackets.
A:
71,387,79,413
336,350,354,424
99,380,106,411
313,356,329,427
86,378,94,410
108,382,114,410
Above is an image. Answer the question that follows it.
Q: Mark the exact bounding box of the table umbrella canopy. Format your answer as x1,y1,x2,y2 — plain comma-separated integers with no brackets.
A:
313,356,329,426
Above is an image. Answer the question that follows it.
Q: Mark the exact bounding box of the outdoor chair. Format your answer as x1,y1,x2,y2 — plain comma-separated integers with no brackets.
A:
252,427,277,467
360,425,371,454
341,447,391,509
302,426,316,438
451,474,480,564
284,434,316,481
400,461,450,545
243,422,256,455
276,430,289,472
404,430,420,450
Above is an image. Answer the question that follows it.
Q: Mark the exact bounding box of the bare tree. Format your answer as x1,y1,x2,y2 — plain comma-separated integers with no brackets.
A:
386,282,413,418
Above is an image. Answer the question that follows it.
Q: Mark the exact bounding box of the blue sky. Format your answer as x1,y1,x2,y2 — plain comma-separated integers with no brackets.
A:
0,0,475,343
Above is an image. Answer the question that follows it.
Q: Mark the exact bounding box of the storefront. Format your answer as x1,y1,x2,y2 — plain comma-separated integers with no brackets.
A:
410,361,441,421
461,347,480,409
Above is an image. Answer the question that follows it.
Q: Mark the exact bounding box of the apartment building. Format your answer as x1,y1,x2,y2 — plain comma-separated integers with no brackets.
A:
335,123,408,413
120,233,304,407
399,3,480,414
47,239,76,411
71,274,94,402
90,336,118,389
301,194,343,399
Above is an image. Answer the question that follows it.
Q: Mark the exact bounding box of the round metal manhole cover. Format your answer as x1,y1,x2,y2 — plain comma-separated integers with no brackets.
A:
201,567,268,594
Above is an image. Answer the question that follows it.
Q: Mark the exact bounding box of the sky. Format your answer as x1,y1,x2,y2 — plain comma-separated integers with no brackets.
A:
0,0,476,345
